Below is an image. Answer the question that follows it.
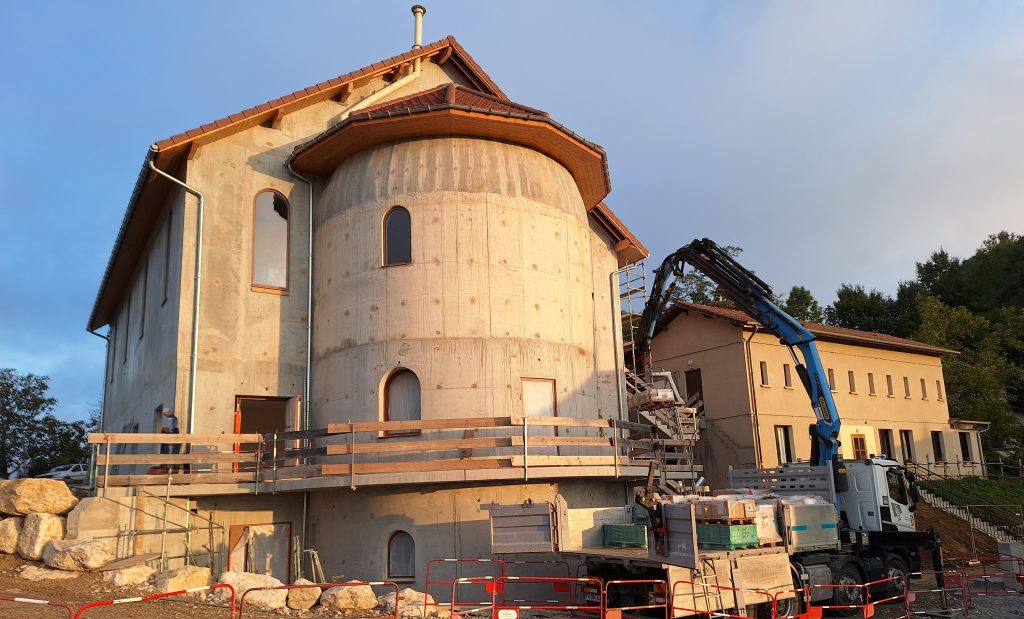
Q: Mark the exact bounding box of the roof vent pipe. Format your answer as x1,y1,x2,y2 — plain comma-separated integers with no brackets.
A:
411,5,426,49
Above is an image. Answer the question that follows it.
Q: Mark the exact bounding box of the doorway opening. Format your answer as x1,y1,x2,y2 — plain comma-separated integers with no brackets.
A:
234,395,300,470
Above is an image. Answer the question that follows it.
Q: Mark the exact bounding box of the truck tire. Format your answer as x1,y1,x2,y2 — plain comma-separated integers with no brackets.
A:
832,562,865,616
881,555,909,599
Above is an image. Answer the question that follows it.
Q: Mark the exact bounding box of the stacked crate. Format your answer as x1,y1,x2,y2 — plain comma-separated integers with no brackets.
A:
694,498,759,550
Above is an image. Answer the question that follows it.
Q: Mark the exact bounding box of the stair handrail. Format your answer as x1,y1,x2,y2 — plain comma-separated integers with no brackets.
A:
907,461,1024,541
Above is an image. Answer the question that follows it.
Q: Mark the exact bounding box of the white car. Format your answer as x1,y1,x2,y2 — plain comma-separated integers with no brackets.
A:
36,463,88,485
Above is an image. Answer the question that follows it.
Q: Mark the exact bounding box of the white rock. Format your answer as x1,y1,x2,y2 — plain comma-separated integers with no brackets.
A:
0,479,79,516
153,565,212,593
43,538,114,571
18,564,80,581
103,564,156,587
217,571,288,611
286,577,321,611
0,516,24,553
16,513,65,560
322,581,379,611
379,588,445,619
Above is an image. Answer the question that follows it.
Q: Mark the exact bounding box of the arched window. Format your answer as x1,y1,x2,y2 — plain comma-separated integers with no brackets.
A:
387,531,415,579
383,368,421,437
383,206,411,266
252,190,289,289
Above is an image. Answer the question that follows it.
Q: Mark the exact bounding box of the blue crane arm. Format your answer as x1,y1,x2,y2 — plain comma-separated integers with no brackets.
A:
634,239,842,468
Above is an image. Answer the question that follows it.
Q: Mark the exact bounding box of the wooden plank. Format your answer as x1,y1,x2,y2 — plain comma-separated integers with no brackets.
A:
273,428,333,441
322,458,514,476
99,453,257,465
510,455,622,467
326,436,514,456
326,417,513,434
99,553,161,571
511,416,611,429
88,432,261,445
262,464,323,481
98,472,256,486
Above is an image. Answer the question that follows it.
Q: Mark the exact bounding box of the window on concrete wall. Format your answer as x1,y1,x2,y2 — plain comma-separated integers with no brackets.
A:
252,189,290,290
775,425,795,464
759,361,769,386
920,378,928,399
878,429,895,459
936,380,944,401
959,432,973,462
868,373,876,395
886,375,894,397
383,206,412,266
827,368,836,391
848,371,857,394
899,429,914,462
851,434,868,460
931,431,945,462
383,369,421,437
387,531,415,579
783,364,792,388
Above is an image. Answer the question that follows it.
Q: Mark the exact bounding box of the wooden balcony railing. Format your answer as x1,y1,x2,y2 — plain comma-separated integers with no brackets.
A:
89,416,701,495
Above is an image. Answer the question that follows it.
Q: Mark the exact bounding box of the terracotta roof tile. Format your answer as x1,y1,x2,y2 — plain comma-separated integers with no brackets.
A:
666,302,957,356
358,83,547,117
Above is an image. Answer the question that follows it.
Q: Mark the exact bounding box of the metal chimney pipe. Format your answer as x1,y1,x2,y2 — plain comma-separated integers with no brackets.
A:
411,5,426,49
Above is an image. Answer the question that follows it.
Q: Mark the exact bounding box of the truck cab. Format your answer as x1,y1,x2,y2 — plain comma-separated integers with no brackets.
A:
840,458,917,534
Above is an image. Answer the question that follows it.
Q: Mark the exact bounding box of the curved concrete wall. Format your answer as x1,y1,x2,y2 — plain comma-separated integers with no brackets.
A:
312,136,618,427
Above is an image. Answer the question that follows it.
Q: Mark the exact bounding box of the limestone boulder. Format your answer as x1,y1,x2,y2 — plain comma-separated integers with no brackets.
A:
380,588,443,619
0,516,24,553
217,571,287,611
16,513,65,560
287,577,322,611
18,565,80,581
153,565,212,593
322,581,379,611
0,479,79,516
43,538,114,571
103,564,156,588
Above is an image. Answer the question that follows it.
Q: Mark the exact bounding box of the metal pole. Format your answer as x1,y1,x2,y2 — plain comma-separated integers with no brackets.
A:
523,416,529,481
160,476,171,572
350,421,357,491
968,505,976,558
102,435,112,497
612,420,619,478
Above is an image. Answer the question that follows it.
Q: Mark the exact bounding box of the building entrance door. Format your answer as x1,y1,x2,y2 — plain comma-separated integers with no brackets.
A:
234,395,300,469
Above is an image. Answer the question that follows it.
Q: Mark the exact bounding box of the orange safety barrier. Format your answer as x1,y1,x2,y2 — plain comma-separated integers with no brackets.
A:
0,594,74,618
490,576,603,618
451,577,501,617
237,581,399,619
73,583,236,618
671,579,774,619
903,569,968,618
604,579,668,619
426,558,506,617
951,552,1024,605
770,588,821,619
803,576,905,619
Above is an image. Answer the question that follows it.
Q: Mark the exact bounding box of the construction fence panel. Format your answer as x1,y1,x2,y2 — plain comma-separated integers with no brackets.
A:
237,581,400,619
604,579,668,619
805,576,906,619
72,583,236,618
0,595,75,619
425,558,505,617
903,570,968,618
770,588,822,619
491,577,603,618
670,579,775,619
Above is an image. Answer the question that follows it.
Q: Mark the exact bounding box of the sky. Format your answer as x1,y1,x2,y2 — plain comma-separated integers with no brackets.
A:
2,1,1023,423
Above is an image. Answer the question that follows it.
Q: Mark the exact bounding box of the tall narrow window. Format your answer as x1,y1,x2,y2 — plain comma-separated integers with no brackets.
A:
868,373,876,395
827,368,836,391
383,369,421,436
936,380,944,401
252,190,289,289
878,429,895,459
903,376,911,398
848,371,857,394
783,364,793,388
920,378,928,399
775,426,795,464
383,206,412,266
851,434,868,460
959,432,972,462
387,531,415,579
759,361,769,386
139,260,148,339
899,429,914,462
931,431,945,462
886,375,894,397
162,209,172,303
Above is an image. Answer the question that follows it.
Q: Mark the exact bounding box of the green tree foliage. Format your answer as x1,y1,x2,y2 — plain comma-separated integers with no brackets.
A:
782,285,824,322
669,245,744,308
0,368,92,478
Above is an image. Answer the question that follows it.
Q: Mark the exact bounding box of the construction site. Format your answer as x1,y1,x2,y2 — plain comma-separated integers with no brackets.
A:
3,5,1024,619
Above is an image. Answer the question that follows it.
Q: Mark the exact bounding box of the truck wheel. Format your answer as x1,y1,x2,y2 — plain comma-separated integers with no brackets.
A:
881,555,909,599
832,563,865,615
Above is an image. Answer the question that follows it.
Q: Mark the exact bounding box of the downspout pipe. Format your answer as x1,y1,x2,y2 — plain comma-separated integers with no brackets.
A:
148,152,204,437
286,161,314,435
743,325,764,467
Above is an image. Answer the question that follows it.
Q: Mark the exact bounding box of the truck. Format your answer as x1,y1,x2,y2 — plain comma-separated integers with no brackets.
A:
485,239,943,618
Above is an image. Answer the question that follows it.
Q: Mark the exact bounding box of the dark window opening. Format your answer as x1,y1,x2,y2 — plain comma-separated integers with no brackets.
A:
383,206,412,266
387,531,415,578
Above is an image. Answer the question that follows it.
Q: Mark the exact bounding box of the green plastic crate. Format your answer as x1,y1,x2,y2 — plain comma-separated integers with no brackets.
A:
603,524,648,549
696,523,759,550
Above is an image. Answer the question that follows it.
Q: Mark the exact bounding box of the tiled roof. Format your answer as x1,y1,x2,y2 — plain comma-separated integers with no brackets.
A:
664,302,958,356
359,83,547,117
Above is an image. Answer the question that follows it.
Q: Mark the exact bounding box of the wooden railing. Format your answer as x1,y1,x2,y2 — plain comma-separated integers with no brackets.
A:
89,416,702,494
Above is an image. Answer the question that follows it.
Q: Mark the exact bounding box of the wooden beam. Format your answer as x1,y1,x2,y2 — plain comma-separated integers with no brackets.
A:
332,83,352,104
437,47,453,65
326,436,514,456
270,109,284,129
322,458,514,476
510,455,622,467
97,472,255,486
99,453,257,465
326,417,513,434
89,432,262,445
186,141,201,161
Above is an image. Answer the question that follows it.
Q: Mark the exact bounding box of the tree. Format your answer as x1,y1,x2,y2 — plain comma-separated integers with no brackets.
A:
782,286,824,322
824,285,897,333
0,368,57,478
669,245,744,307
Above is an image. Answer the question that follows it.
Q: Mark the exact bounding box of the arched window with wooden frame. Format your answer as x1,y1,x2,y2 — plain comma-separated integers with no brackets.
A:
387,530,415,579
382,368,421,437
382,206,411,266
252,189,290,290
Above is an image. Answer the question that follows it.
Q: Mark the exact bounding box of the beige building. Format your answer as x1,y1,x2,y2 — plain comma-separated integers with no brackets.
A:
650,302,987,489
86,30,655,585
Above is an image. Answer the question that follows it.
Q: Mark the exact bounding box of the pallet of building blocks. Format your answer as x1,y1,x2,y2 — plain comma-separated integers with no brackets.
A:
602,524,648,549
696,523,759,550
695,498,756,523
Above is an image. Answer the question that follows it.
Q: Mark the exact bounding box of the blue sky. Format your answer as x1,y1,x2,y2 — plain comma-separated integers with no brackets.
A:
2,1,1023,422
